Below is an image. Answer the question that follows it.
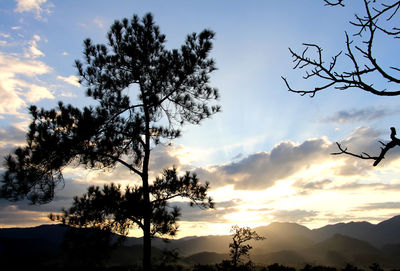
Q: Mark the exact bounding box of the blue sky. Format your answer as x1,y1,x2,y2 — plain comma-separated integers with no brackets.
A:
1,0,400,237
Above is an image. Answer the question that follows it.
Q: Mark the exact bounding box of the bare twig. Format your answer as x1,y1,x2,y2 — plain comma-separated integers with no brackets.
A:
324,0,345,6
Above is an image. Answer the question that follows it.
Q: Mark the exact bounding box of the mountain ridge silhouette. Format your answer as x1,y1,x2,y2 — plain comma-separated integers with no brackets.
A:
1,215,400,268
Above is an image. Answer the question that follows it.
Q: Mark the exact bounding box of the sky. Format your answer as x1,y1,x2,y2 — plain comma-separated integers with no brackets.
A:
1,0,400,238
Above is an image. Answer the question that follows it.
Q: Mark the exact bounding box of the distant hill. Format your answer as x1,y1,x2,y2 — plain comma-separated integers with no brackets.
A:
168,234,231,255
257,222,313,239
251,222,315,253
0,224,68,244
1,215,400,268
304,234,384,266
312,215,400,247
312,221,375,243
308,233,380,256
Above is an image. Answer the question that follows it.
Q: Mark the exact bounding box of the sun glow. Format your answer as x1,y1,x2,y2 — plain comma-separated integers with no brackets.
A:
223,209,267,227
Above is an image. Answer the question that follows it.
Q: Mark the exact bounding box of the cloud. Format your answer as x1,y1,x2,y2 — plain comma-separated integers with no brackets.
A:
150,145,181,174
232,153,243,160
194,126,400,193
215,199,244,209
294,179,333,195
172,200,237,223
298,179,332,190
24,84,54,102
93,17,105,28
0,51,53,115
0,125,26,144
57,75,80,87
355,202,400,211
24,35,44,58
324,107,393,123
60,91,77,98
294,176,400,195
0,51,51,76
0,81,25,115
336,181,400,191
270,209,318,223
197,138,335,190
68,145,181,187
0,33,10,39
0,177,99,228
336,126,400,169
323,213,381,224
0,204,51,226
14,0,53,19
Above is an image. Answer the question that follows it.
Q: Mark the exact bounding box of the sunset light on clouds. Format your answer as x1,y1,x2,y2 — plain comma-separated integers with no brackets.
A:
1,0,400,238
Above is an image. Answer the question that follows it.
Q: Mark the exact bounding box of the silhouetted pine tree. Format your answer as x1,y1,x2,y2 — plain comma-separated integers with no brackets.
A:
1,13,219,271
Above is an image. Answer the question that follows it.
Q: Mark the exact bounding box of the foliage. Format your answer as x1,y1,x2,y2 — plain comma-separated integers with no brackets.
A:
49,168,213,238
215,260,253,271
301,264,337,271
282,0,400,166
264,263,296,271
341,264,364,271
369,263,383,271
193,264,218,271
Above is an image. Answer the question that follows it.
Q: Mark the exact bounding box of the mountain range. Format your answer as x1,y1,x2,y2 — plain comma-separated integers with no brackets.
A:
1,216,400,269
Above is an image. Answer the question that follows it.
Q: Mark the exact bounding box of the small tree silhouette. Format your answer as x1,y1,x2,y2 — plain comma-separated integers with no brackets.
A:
229,225,265,269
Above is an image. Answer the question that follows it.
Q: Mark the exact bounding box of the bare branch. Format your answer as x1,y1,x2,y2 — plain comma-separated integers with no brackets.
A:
283,0,400,97
332,127,400,166
331,142,379,160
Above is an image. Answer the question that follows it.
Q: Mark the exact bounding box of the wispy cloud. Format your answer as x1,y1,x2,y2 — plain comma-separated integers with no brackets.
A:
174,201,232,223
355,202,400,211
0,51,53,115
0,204,51,227
60,91,77,98
14,0,53,20
324,107,395,124
336,181,400,191
294,179,333,195
93,17,106,28
57,75,80,87
0,33,11,39
24,34,44,58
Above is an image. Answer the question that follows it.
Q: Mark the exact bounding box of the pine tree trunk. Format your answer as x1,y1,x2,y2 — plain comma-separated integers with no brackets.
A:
142,168,152,271
142,98,152,271
142,172,151,271
143,215,151,271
